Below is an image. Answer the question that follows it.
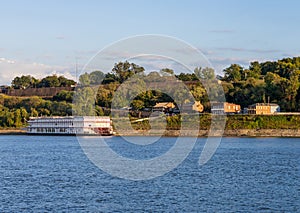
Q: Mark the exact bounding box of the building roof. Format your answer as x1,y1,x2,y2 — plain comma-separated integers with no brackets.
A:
249,103,279,107
153,102,174,108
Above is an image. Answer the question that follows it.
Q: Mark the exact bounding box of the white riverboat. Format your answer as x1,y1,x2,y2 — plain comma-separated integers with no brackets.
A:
27,116,113,135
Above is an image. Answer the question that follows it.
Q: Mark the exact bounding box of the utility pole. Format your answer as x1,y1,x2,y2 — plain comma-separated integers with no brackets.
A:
75,58,78,84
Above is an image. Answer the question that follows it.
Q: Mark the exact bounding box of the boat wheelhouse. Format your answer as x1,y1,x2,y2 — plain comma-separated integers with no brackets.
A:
27,116,113,135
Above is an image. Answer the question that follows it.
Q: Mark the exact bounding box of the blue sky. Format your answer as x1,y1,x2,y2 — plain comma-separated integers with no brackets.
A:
0,0,300,84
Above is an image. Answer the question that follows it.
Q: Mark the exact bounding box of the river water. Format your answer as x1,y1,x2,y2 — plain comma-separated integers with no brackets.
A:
0,135,299,212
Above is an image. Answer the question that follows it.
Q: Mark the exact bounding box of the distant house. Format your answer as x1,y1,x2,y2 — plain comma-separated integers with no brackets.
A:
270,104,280,113
152,102,175,112
182,101,204,113
248,103,280,114
211,102,241,114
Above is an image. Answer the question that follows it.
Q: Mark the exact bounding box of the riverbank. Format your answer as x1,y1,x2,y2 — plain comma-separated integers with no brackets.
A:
2,128,300,137
0,129,26,135
115,129,300,137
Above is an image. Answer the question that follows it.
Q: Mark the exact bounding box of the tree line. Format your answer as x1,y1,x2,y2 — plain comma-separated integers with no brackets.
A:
76,57,300,115
0,94,72,128
1,57,300,128
10,75,76,89
222,57,300,111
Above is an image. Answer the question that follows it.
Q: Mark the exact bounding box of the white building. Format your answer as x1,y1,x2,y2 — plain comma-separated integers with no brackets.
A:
27,116,113,135
270,103,280,113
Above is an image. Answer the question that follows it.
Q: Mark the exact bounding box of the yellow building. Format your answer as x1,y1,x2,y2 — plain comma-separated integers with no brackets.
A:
182,101,204,112
247,103,280,114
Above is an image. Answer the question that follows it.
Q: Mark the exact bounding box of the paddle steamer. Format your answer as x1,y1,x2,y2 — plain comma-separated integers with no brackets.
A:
27,116,113,135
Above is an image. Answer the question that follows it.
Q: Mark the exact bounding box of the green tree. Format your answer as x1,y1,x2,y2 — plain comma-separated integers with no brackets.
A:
58,76,76,87
194,67,215,80
89,71,105,85
53,90,74,102
223,64,243,82
20,107,28,123
5,111,14,127
14,109,22,127
261,61,277,75
11,75,37,89
102,73,118,84
96,87,112,108
189,84,206,101
176,73,198,81
30,108,39,117
131,99,144,110
79,72,91,86
39,75,60,87
249,61,261,78
276,60,296,78
286,71,300,111
112,61,144,83
160,68,174,75
73,87,96,116
95,105,105,116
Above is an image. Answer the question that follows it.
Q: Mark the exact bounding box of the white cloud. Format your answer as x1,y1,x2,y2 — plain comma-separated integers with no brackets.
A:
0,57,15,64
0,58,76,85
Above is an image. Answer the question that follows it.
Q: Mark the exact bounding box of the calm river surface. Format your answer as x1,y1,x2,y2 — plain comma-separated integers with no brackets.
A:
0,136,299,212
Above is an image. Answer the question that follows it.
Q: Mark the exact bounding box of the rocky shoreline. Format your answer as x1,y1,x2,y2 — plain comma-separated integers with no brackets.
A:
1,128,300,137
223,129,300,137
0,129,27,135
115,129,300,137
